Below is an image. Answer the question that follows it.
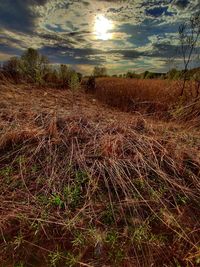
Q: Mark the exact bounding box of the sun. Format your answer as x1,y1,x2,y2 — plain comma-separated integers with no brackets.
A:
94,15,113,40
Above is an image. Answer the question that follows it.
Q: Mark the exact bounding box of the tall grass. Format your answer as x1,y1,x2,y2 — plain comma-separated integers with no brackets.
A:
94,78,200,121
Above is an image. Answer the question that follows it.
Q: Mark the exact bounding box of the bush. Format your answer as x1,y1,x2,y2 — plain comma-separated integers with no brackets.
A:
69,72,80,92
3,57,23,83
86,76,96,92
21,48,49,84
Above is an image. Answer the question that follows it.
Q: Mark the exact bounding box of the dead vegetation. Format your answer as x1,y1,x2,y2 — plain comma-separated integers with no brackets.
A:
0,82,200,267
94,78,200,126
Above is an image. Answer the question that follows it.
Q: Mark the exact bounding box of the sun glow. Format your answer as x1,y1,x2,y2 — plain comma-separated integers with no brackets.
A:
94,15,113,40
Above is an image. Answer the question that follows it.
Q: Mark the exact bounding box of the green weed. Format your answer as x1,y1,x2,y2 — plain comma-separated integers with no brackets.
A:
72,231,86,248
105,231,119,248
65,252,78,267
64,185,82,209
49,250,63,267
51,194,64,208
101,206,115,225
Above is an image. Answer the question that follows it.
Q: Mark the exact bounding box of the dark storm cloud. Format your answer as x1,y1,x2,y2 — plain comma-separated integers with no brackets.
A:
0,0,47,33
39,45,106,65
0,43,22,56
108,49,144,59
173,0,190,9
150,43,178,58
146,6,173,17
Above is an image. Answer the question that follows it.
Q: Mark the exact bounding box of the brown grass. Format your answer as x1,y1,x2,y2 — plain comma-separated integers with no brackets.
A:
94,78,200,122
0,82,200,267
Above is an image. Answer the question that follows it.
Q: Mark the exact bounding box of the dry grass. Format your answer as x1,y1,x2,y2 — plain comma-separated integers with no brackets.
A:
94,78,200,121
0,83,200,267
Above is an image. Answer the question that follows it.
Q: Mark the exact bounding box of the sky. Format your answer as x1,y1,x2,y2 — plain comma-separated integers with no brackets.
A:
0,0,199,75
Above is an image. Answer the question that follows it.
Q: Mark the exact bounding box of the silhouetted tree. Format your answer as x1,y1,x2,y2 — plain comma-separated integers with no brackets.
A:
178,12,200,96
3,57,22,82
86,76,96,92
93,66,107,77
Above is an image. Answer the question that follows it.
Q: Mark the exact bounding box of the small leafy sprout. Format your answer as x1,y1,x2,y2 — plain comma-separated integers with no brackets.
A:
134,178,145,189
64,185,82,209
65,252,78,267
101,205,115,225
51,194,64,208
105,231,119,248
13,234,24,250
88,228,104,248
131,224,151,244
176,194,188,205
0,166,13,178
108,248,125,266
37,194,49,206
75,170,89,185
72,231,86,248
49,250,63,267
31,221,40,236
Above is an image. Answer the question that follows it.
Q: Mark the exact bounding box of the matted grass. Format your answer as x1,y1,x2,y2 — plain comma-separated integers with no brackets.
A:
0,83,200,267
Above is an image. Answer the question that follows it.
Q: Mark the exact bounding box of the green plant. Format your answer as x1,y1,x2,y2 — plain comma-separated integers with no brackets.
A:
13,234,24,250
51,194,64,208
14,262,25,267
108,248,125,266
72,231,86,248
64,185,82,209
0,166,13,178
21,48,49,84
65,252,78,267
176,194,188,205
101,206,115,225
75,170,89,185
131,224,151,244
30,221,41,236
0,166,13,184
37,194,50,206
49,250,63,267
105,231,119,248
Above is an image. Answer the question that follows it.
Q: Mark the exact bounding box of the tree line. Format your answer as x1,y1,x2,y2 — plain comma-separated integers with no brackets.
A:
1,48,82,88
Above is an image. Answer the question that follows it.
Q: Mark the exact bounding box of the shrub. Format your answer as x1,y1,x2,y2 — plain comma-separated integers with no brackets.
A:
3,57,23,82
69,72,80,92
86,76,96,92
21,48,49,84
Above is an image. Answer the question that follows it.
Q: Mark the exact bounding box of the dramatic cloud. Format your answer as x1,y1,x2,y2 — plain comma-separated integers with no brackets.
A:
0,0,199,74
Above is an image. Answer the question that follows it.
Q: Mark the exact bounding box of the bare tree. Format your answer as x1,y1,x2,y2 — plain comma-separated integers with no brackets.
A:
178,12,200,96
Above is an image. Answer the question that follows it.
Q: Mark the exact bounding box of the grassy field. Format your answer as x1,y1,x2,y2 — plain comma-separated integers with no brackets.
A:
0,80,200,267
94,78,200,121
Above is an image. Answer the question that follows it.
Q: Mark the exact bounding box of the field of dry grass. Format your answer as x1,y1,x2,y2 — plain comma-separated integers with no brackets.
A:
0,81,200,267
94,78,200,122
